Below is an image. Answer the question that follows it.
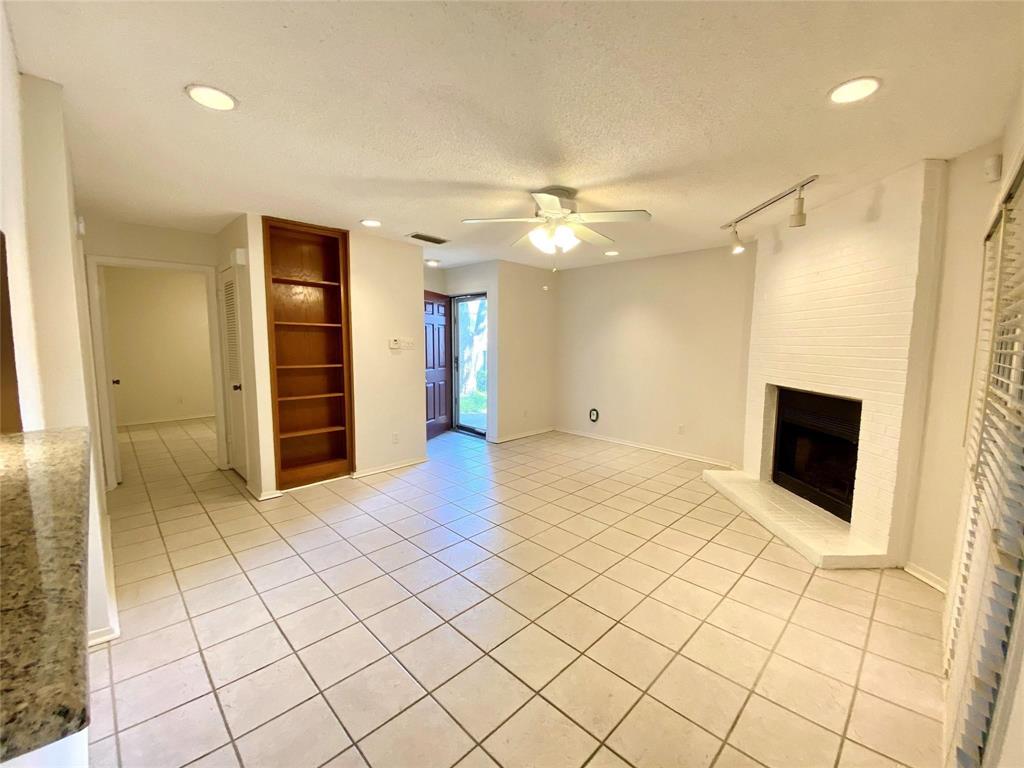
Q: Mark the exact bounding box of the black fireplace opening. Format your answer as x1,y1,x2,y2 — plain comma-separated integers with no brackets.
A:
772,388,862,523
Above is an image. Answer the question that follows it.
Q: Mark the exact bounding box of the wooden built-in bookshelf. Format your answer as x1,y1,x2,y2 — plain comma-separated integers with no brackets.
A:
262,217,355,489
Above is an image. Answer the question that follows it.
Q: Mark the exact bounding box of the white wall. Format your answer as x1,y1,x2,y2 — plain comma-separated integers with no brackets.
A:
349,231,427,473
443,260,557,443
81,212,221,266
495,261,556,440
238,214,276,497
423,265,446,293
555,247,754,466
909,141,1002,589
743,160,946,558
1,4,40,428
102,266,214,425
20,75,89,427
16,72,118,644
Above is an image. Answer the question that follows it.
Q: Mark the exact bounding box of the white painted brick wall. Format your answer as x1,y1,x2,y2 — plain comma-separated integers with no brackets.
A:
743,161,939,552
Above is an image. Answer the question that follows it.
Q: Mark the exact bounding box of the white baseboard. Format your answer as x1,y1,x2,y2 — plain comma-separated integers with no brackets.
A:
88,625,120,646
904,562,949,593
554,428,739,469
352,456,428,479
489,427,555,444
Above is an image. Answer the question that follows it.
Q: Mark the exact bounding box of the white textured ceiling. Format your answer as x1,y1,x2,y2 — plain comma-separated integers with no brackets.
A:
7,2,1023,269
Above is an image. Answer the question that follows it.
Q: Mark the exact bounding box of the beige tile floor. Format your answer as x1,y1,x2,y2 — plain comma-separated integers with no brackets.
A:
89,420,947,768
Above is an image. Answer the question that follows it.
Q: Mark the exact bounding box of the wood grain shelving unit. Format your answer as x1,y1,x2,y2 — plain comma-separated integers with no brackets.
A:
263,217,355,489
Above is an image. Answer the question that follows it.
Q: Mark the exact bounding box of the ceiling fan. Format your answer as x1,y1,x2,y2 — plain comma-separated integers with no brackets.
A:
462,186,651,255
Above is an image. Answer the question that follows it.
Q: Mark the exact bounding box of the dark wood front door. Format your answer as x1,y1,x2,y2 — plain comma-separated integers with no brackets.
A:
424,291,452,439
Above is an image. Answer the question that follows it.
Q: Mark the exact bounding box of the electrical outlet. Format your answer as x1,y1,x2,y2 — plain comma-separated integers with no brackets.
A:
677,424,685,435
391,432,399,445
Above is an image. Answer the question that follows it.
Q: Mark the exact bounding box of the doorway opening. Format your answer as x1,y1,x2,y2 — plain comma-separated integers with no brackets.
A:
453,294,488,437
86,257,233,489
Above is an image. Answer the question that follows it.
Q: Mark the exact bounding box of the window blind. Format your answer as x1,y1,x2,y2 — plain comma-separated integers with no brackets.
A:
945,174,1023,768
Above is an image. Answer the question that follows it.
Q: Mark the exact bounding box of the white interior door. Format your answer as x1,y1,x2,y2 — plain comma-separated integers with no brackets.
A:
218,266,248,479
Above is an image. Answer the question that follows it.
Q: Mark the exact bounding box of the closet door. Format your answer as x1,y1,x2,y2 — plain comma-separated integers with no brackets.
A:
263,217,354,489
218,266,248,479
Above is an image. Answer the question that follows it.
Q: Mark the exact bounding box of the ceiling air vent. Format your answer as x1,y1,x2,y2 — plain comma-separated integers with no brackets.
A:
407,232,448,246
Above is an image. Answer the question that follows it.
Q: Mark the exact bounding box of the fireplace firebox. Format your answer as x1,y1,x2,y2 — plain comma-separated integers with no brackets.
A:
772,388,862,523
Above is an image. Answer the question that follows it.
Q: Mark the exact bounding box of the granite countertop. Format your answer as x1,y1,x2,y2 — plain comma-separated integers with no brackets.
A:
1,428,91,761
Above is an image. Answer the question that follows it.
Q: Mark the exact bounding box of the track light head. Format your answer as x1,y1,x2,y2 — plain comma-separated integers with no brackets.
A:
730,224,746,255
789,188,807,228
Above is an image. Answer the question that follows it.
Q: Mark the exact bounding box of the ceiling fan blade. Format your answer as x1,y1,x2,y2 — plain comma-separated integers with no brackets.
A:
572,224,614,245
531,192,565,215
462,217,546,224
570,210,652,224
512,230,534,247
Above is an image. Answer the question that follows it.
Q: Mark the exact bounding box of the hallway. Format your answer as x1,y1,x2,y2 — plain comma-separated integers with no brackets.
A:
92,426,944,768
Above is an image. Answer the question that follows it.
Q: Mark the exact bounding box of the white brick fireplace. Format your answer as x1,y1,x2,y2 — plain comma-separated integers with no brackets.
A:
705,160,947,567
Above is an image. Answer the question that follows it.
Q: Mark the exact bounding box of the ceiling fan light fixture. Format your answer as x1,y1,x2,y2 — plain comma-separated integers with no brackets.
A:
528,225,557,255
730,224,746,255
552,225,580,252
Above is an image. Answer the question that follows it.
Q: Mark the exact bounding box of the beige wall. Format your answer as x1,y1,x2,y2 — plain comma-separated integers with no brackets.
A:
908,141,1003,588
555,247,754,466
102,266,215,425
82,212,221,266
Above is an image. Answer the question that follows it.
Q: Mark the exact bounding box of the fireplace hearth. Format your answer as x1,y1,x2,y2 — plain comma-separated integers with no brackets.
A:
772,388,862,523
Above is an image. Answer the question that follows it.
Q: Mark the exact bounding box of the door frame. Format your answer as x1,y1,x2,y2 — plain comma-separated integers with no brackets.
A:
424,290,453,440
451,292,488,438
86,255,229,489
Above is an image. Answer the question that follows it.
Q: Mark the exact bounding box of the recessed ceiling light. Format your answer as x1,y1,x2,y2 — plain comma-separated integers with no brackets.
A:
604,250,620,257
424,259,440,268
360,219,382,228
829,77,880,104
185,84,236,111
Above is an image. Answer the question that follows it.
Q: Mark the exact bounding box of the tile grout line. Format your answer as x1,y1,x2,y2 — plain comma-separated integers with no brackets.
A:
102,422,941,768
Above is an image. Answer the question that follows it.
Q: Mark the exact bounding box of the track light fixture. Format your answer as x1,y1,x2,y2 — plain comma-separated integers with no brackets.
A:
789,187,807,228
721,175,818,249
730,224,746,255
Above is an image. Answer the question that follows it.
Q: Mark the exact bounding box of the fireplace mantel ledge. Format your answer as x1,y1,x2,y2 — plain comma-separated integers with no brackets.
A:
703,469,891,569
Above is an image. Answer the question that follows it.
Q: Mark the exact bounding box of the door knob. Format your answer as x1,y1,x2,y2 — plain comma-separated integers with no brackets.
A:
232,384,242,391
111,379,121,385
